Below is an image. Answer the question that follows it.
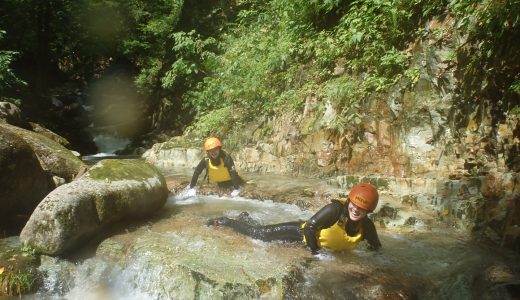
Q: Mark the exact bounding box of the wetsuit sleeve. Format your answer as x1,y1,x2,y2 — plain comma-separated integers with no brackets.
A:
303,202,342,253
362,218,382,250
189,159,207,188
223,153,241,189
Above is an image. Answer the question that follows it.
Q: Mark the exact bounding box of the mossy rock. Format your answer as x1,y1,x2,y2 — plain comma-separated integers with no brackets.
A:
28,122,72,149
20,159,169,256
160,136,203,149
86,159,164,182
0,123,86,182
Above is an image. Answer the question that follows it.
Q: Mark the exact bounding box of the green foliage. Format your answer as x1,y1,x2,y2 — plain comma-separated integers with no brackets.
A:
451,0,519,60
0,246,39,297
0,30,26,96
324,77,364,132
184,9,304,118
20,245,37,256
2,0,517,143
182,0,451,133
450,0,520,117
510,106,520,118
122,0,186,93
271,0,343,27
160,31,217,90
185,106,233,138
0,269,37,297
511,80,520,94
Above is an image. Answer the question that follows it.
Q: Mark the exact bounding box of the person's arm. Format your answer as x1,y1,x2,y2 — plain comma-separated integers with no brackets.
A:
223,153,241,189
189,159,207,188
362,217,382,250
303,202,342,254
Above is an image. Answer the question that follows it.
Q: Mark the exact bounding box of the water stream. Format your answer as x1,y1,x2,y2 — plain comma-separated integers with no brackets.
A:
81,129,135,165
18,166,520,299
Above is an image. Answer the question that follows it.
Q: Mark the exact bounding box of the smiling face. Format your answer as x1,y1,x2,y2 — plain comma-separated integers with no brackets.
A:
207,147,220,159
348,201,368,221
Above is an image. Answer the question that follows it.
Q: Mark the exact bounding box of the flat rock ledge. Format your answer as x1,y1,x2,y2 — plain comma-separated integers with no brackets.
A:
20,159,169,256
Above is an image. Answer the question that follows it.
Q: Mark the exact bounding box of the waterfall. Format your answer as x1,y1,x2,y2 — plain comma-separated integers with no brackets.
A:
91,131,131,156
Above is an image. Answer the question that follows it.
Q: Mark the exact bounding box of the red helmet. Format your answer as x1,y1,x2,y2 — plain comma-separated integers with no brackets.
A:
348,183,379,212
204,137,222,151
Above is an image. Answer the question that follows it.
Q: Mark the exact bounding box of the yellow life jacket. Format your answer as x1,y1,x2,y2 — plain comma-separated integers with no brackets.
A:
302,219,363,251
207,157,232,183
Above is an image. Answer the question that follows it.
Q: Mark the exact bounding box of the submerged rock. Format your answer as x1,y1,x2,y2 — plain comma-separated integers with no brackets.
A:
20,159,169,256
88,205,419,299
95,212,308,299
473,263,520,300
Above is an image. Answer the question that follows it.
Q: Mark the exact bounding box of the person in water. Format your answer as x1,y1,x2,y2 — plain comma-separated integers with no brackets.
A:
187,137,243,197
207,182,381,254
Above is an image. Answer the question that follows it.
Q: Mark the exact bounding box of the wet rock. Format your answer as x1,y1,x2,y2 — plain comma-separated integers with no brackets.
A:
473,263,520,300
377,204,399,219
404,217,417,226
287,260,420,300
95,214,307,299
0,126,53,221
20,159,169,256
52,176,66,187
0,123,87,182
143,145,203,169
163,172,334,211
401,194,418,207
28,122,72,149
0,101,25,127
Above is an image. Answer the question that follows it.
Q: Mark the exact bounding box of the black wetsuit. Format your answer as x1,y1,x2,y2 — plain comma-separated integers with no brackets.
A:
189,150,242,190
216,200,381,253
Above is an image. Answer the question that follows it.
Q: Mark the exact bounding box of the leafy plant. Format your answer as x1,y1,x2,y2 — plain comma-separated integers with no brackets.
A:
160,31,217,90
0,268,37,297
185,106,233,138
0,30,26,97
450,0,520,121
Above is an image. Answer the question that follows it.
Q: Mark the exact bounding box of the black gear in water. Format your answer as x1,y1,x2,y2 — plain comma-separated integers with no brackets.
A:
206,217,231,227
237,211,259,226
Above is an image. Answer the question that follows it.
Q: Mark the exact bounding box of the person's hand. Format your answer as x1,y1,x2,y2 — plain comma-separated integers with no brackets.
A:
186,188,197,197
230,189,240,197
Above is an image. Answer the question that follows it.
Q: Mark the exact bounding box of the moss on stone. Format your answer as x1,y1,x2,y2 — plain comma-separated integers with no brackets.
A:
158,136,202,150
2,123,79,161
87,159,160,181
373,177,390,190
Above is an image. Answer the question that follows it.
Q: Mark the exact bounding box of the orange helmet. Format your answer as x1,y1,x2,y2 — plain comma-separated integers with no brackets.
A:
204,137,222,151
348,182,379,212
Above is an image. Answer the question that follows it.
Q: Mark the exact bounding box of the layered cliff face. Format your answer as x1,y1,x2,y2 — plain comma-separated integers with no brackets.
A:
235,15,518,180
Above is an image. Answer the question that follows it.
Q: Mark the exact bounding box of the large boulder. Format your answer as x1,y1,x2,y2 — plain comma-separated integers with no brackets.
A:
20,159,169,256
0,126,53,219
0,123,87,182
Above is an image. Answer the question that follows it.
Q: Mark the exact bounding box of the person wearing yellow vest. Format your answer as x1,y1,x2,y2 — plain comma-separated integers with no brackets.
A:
207,183,381,254
187,137,243,197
